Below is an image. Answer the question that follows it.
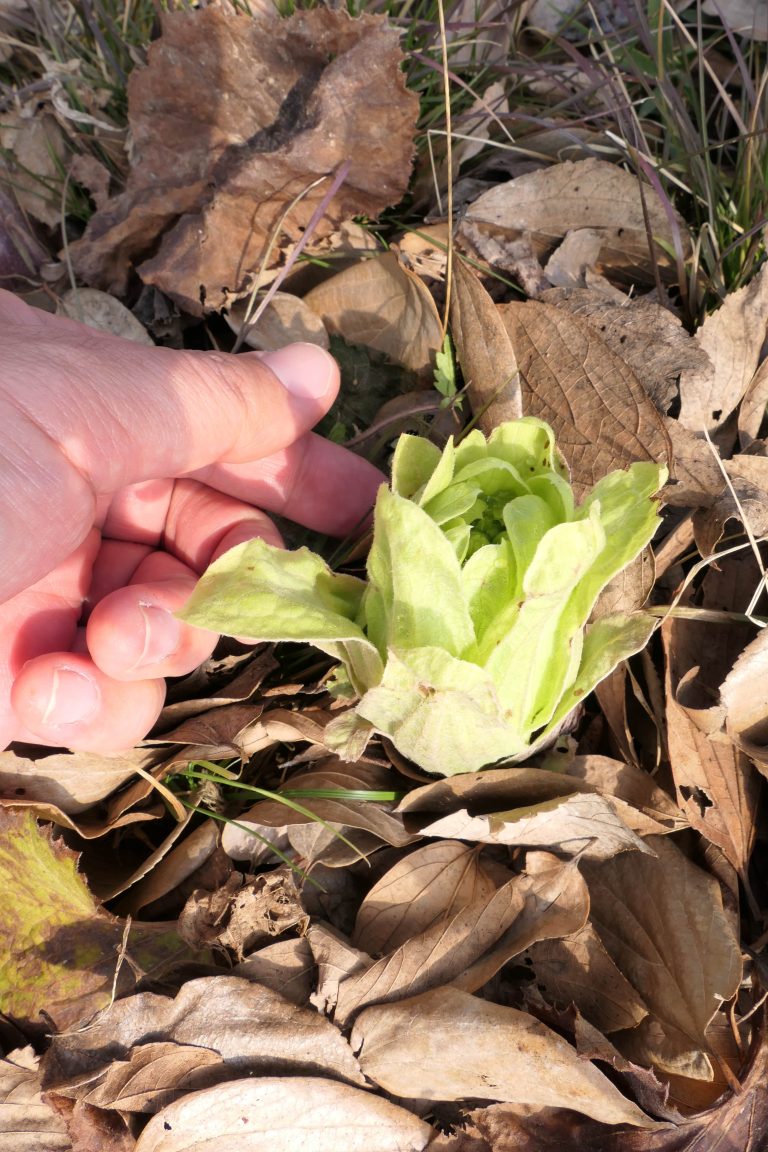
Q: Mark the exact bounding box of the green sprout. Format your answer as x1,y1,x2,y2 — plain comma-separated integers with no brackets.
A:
181,419,666,776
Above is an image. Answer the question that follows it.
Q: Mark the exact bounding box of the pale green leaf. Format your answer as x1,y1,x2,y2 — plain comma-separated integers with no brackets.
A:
390,434,442,500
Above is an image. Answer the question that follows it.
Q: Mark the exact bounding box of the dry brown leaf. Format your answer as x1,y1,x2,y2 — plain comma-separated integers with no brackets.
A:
582,835,742,1080
541,287,709,415
525,923,649,1034
0,1047,71,1152
43,976,365,1098
449,257,522,429
56,288,153,344
472,1017,768,1149
45,1098,134,1152
397,765,589,820
591,547,656,619
352,841,502,955
721,626,768,751
562,755,685,830
225,292,329,351
462,158,690,287
679,262,768,434
703,0,767,40
416,792,651,860
662,559,760,882
333,874,528,1028
71,7,419,314
304,252,442,374
177,870,307,958
0,111,67,226
452,852,589,993
306,922,372,1017
115,820,220,916
351,986,659,1127
498,300,672,496
693,452,768,556
234,937,314,1006
738,356,768,446
0,746,159,815
59,1042,224,1114
134,1076,433,1152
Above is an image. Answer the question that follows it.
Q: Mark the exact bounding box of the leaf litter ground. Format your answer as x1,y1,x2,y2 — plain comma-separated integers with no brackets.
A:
1,2,768,1150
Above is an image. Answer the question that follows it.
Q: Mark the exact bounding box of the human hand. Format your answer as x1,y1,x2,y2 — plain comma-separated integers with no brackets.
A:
0,289,384,753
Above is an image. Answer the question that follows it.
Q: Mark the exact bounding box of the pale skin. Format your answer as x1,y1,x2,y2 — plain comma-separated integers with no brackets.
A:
0,288,384,753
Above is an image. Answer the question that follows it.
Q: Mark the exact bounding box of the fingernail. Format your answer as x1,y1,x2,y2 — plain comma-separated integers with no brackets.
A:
131,602,182,670
41,667,101,727
260,343,335,399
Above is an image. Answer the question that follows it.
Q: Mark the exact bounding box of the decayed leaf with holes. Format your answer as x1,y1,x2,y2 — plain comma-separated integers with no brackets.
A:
351,841,504,955
498,300,672,497
582,836,742,1080
176,870,307,958
524,923,649,1034
134,1077,433,1152
71,6,419,314
679,262,768,435
662,556,760,884
541,287,710,415
416,792,650,861
304,252,442,374
462,158,691,287
0,810,196,1031
449,257,522,429
0,1047,71,1152
351,986,659,1127
43,976,365,1106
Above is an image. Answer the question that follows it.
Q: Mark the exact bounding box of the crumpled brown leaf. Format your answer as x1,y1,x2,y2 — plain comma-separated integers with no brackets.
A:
351,985,660,1127
461,158,691,288
497,300,672,496
43,975,366,1106
133,1076,433,1152
71,6,419,314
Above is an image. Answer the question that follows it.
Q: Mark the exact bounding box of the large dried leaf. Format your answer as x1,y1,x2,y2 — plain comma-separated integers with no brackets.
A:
0,746,159,815
462,158,690,286
679,259,768,434
71,7,419,314
416,792,651,861
351,986,659,1127
304,252,442,374
498,300,672,496
0,1047,71,1152
449,257,522,429
352,841,502,954
582,836,742,1080
452,852,589,993
662,561,760,881
43,976,365,1099
0,810,193,1031
134,1077,433,1152
525,923,649,1034
333,874,528,1028
541,287,710,415
721,626,768,750
234,937,314,1006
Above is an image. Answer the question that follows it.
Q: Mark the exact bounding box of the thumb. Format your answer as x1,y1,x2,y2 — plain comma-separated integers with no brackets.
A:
0,291,339,599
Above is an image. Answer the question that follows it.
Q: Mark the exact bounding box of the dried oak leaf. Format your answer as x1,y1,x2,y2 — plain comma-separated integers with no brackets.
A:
497,300,672,497
461,158,691,288
70,6,419,314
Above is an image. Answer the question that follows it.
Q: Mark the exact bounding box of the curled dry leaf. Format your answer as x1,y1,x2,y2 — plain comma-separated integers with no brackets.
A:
134,1076,433,1152
177,870,307,958
416,792,651,861
462,158,690,287
71,7,419,314
721,626,768,755
582,836,742,1081
44,976,365,1100
449,256,522,430
352,841,502,955
304,252,443,375
0,1046,71,1152
662,560,760,883
678,261,768,435
351,986,659,1127
498,299,672,496
525,922,649,1034
693,454,768,557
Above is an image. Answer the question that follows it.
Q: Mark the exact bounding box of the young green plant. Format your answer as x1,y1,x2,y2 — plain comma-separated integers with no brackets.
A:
181,419,666,776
